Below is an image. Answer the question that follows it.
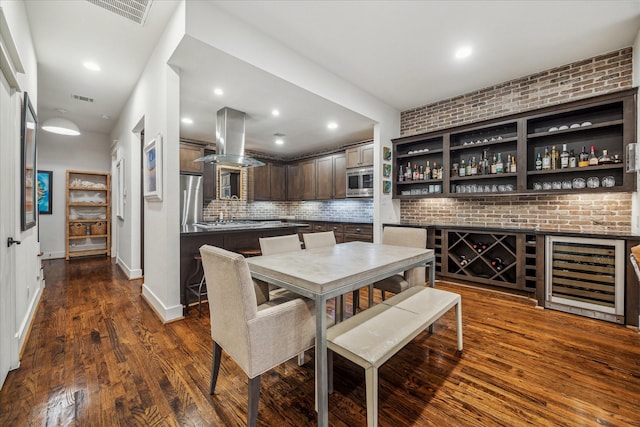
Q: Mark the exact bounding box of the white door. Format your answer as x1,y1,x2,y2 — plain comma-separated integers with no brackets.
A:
0,69,17,388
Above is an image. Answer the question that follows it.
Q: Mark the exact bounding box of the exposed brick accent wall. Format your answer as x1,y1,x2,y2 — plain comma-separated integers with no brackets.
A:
399,48,635,234
401,194,632,233
401,48,633,136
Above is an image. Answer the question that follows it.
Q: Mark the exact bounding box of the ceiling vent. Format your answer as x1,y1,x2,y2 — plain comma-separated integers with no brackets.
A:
85,0,153,26
72,94,95,103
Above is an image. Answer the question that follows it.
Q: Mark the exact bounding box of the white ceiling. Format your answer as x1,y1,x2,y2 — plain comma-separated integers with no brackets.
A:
24,0,640,156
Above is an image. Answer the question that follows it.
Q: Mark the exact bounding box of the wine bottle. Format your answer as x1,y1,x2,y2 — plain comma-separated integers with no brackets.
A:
472,241,487,253
560,144,569,169
578,146,589,167
588,145,598,166
542,147,551,170
509,154,517,173
470,157,478,176
491,154,497,174
495,153,504,174
459,159,466,177
405,162,412,180
491,257,504,271
459,255,469,266
535,152,543,171
551,145,558,170
398,165,404,182
569,149,577,168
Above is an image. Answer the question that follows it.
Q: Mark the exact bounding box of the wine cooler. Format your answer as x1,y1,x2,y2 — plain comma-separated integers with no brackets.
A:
545,236,625,324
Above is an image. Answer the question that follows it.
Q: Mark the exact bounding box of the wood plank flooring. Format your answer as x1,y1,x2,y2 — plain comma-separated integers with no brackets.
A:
1,257,639,426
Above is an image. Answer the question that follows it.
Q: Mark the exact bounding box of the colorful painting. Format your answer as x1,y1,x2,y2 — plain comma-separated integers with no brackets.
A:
37,170,52,214
383,146,391,161
383,164,392,177
383,180,391,194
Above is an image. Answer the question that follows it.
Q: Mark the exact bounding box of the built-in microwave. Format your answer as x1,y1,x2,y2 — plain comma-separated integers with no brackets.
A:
346,168,374,197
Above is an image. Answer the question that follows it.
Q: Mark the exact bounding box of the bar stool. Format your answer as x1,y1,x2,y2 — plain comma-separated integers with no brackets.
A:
185,253,208,317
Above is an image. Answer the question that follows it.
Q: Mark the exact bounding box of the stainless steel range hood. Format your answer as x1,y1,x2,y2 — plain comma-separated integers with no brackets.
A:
194,107,265,168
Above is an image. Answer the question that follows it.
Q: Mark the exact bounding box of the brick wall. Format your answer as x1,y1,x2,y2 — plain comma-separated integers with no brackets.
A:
399,48,635,234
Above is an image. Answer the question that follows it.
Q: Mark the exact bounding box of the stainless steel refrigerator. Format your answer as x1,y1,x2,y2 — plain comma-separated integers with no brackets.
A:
180,174,203,226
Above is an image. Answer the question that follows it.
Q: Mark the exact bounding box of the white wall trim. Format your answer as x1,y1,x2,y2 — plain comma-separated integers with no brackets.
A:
41,250,65,260
14,285,41,343
116,255,142,279
141,283,183,323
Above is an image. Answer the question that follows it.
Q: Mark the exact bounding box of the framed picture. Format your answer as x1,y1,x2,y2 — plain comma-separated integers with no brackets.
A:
383,180,391,194
37,170,52,214
143,134,162,201
383,146,392,161
21,92,37,230
383,163,392,178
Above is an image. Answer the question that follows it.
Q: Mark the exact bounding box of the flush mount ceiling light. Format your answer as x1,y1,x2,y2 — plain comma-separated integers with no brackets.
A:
271,109,280,117
275,138,284,145
213,88,224,96
455,46,472,60
83,61,101,71
42,118,81,136
327,121,338,130
181,117,193,124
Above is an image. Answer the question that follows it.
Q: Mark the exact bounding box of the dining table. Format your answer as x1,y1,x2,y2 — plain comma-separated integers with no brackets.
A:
246,241,435,427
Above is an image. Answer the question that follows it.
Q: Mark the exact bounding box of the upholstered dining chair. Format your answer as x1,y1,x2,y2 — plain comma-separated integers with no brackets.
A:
302,230,336,249
200,244,321,427
369,226,428,307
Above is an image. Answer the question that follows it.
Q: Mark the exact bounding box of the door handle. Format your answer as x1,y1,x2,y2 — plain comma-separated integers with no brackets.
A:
7,237,21,247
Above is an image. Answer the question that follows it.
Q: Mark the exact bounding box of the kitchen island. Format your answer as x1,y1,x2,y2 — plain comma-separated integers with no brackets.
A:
180,220,309,308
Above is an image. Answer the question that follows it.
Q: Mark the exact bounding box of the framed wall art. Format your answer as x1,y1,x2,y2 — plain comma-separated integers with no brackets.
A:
383,163,391,178
383,180,391,194
21,92,37,230
383,146,391,161
143,134,162,201
37,170,52,215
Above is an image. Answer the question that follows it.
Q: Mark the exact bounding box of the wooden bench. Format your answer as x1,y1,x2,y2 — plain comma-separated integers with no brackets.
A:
327,286,463,427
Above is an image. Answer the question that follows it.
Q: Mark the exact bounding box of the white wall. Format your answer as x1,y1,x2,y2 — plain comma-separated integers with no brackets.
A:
109,1,185,320
0,0,42,372
38,131,111,259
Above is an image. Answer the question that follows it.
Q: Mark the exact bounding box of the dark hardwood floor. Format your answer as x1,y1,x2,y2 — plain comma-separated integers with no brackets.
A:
1,257,639,426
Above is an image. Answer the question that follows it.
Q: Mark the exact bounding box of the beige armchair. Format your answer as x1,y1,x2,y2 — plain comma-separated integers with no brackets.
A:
369,227,427,306
200,244,320,427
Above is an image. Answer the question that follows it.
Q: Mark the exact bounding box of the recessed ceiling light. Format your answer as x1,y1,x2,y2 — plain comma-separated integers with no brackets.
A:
101,114,110,120
213,88,224,96
455,46,472,60
327,122,338,130
83,61,101,71
181,117,193,124
55,108,68,114
272,109,280,117
275,138,284,145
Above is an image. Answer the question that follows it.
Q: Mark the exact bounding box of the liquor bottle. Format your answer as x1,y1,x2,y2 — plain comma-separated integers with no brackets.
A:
419,165,424,180
413,164,419,180
470,157,478,176
542,147,551,170
465,158,472,176
398,165,404,182
482,149,490,175
578,146,589,167
432,161,438,180
551,145,558,170
509,154,517,173
459,159,466,177
535,152,543,171
425,162,431,179
491,154,497,174
569,149,577,168
405,162,412,180
560,144,569,169
491,257,504,271
598,149,612,164
495,153,504,174
588,146,598,166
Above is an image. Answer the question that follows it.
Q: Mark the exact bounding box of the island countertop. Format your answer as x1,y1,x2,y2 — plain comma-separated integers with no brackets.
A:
180,220,309,236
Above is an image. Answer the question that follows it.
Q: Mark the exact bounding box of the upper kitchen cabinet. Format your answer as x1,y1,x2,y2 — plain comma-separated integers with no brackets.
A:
252,162,286,201
301,159,317,200
179,141,204,174
346,142,374,168
316,153,346,200
287,163,302,201
202,149,216,201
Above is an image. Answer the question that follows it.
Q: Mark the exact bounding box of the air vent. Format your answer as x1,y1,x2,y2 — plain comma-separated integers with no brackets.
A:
85,0,153,26
72,94,95,103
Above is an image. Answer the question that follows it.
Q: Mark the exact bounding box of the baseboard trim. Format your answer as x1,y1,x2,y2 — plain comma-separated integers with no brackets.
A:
117,256,143,279
141,283,183,323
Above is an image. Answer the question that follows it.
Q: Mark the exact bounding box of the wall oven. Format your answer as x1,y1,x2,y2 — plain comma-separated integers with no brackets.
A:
347,168,373,197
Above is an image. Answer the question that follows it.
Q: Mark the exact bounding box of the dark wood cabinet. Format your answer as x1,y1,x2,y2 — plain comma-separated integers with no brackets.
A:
179,142,204,174
301,159,316,200
287,163,302,200
316,153,347,200
333,153,346,199
299,221,371,245
393,89,637,199
202,149,216,201
253,162,286,201
346,142,374,168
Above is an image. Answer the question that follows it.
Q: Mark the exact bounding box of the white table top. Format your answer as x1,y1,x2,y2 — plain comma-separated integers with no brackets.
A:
247,241,434,298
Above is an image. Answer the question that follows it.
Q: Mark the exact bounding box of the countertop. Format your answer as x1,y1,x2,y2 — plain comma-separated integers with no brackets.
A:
180,221,310,236
384,223,640,240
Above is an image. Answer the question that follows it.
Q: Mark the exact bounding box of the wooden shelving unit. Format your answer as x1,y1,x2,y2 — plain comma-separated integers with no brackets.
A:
65,170,111,260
